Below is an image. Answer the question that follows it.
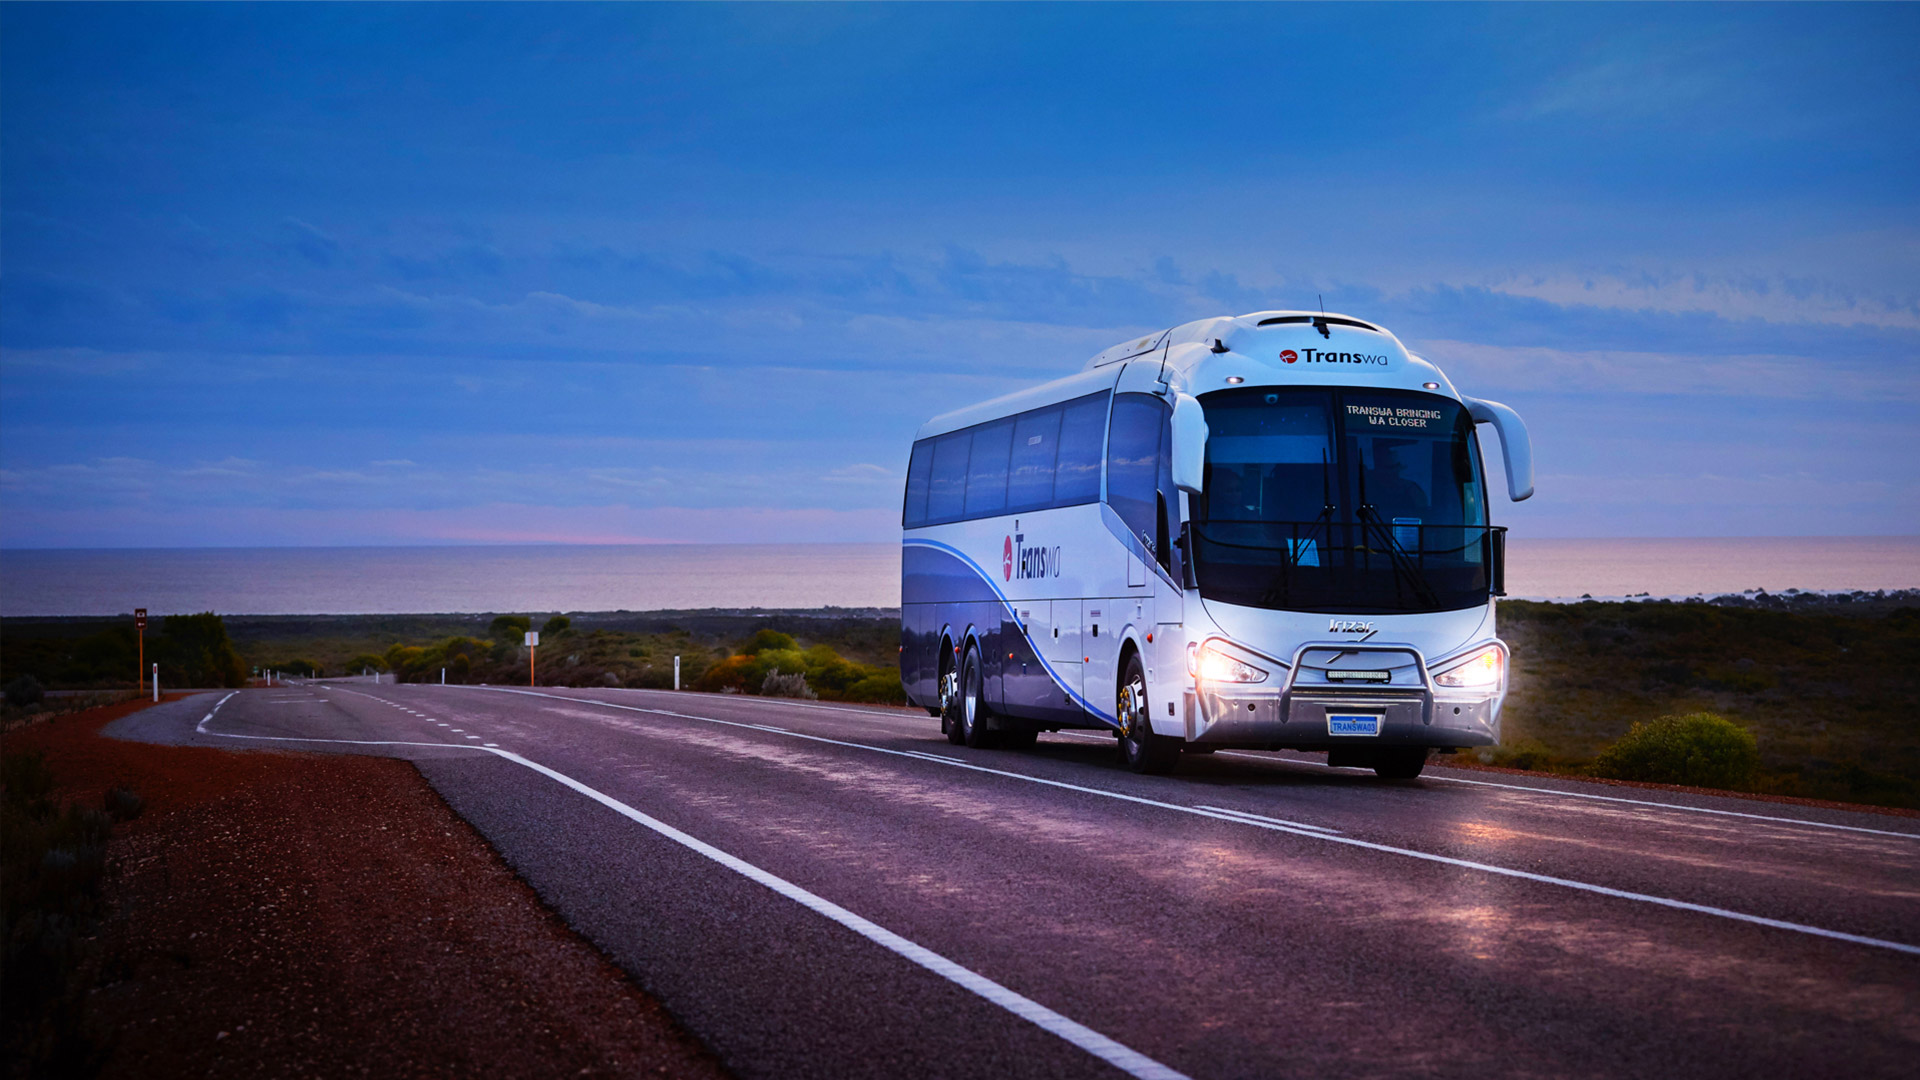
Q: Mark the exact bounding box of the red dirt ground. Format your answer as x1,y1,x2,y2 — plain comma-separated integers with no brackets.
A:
2,698,731,1078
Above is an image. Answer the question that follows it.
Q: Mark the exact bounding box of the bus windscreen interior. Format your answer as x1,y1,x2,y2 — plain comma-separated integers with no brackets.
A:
1193,387,1493,614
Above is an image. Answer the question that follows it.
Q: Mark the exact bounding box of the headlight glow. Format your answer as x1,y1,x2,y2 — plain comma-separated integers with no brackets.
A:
1194,644,1267,684
1434,647,1502,688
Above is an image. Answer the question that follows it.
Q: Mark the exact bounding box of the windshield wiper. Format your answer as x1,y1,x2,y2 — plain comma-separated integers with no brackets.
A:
1358,506,1440,609
1255,452,1337,607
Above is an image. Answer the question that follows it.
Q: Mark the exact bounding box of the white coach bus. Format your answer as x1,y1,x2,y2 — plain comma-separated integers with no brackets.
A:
898,310,1534,778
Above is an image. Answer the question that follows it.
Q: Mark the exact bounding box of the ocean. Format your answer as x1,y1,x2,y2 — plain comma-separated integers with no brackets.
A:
2,538,1917,617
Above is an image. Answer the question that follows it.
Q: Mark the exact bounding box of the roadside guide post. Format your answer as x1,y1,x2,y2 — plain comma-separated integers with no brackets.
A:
441,667,446,685
525,631,540,687
674,655,680,691
134,608,147,688
151,663,158,702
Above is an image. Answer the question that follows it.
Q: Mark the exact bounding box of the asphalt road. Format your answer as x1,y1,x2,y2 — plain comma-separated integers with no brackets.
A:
113,682,1920,1080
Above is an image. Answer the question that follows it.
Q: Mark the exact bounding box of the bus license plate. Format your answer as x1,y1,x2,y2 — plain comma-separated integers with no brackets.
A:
1327,713,1382,737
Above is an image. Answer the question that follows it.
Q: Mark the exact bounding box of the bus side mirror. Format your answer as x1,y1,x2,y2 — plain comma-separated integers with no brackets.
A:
1462,396,1534,501
1170,393,1209,496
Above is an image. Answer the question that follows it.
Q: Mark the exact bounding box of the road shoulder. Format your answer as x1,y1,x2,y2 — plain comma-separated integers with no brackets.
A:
2,697,731,1078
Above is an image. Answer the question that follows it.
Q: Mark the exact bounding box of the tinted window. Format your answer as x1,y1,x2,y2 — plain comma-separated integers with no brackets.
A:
1202,390,1335,524
1106,394,1168,550
902,441,933,527
926,431,970,522
1053,394,1108,505
965,419,1014,516
1006,407,1062,510
1189,387,1495,614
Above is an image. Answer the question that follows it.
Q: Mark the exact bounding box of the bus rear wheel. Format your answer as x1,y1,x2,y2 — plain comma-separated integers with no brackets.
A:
959,645,999,749
1373,747,1429,780
940,646,964,745
1117,654,1179,775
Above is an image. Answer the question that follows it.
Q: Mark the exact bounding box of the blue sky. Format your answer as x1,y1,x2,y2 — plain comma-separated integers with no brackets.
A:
3,2,1916,546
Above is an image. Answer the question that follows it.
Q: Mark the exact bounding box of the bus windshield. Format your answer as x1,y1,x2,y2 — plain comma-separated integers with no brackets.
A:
1190,387,1497,614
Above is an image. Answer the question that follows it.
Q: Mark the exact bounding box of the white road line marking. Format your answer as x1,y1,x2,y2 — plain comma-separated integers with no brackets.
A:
454,685,1920,959
1421,772,1920,839
1192,805,1342,834
193,695,1190,1080
1067,734,1918,842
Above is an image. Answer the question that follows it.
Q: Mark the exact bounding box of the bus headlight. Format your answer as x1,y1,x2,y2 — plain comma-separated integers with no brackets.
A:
1434,647,1502,688
1190,643,1268,684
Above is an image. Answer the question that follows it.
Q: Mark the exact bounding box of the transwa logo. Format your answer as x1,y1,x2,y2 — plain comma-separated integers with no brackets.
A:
1007,533,1062,580
1280,349,1298,364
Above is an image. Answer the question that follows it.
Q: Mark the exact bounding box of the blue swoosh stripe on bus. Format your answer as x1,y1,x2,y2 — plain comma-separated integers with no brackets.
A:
903,537,1119,727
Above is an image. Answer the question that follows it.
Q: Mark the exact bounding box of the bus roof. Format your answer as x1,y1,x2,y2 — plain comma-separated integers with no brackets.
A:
913,310,1458,442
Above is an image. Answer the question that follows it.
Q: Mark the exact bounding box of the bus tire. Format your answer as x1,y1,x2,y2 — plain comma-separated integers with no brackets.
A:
959,645,1000,749
1374,747,1429,780
941,643,965,745
1117,653,1179,775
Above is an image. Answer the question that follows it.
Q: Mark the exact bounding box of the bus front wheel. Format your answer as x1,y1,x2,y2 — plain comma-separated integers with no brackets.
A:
1117,653,1179,775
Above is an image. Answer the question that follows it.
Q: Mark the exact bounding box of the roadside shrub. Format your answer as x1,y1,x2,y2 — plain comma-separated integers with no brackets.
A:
155,612,247,688
693,654,759,693
1591,712,1759,790
489,615,532,641
741,629,797,654
345,653,389,675
541,615,572,637
5,675,45,709
761,668,818,699
840,670,907,705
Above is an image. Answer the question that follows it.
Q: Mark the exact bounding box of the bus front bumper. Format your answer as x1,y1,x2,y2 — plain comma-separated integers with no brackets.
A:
1186,686,1499,750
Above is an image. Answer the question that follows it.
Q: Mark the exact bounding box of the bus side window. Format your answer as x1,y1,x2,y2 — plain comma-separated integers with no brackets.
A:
1054,393,1108,506
1156,410,1175,574
1107,394,1170,555
1006,407,1062,511
965,419,1014,517
927,431,971,523
903,441,934,527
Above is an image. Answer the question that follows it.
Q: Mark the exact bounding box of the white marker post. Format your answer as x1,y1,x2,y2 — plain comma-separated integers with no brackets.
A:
525,631,540,687
674,655,681,691
441,668,446,685
151,663,159,702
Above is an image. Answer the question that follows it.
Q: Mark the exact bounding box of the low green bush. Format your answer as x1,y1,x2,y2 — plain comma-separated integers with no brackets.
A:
489,614,532,641
346,652,390,675
5,675,45,708
1590,712,1759,790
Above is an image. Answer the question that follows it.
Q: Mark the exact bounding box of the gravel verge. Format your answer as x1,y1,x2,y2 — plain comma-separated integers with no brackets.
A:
2,697,731,1078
